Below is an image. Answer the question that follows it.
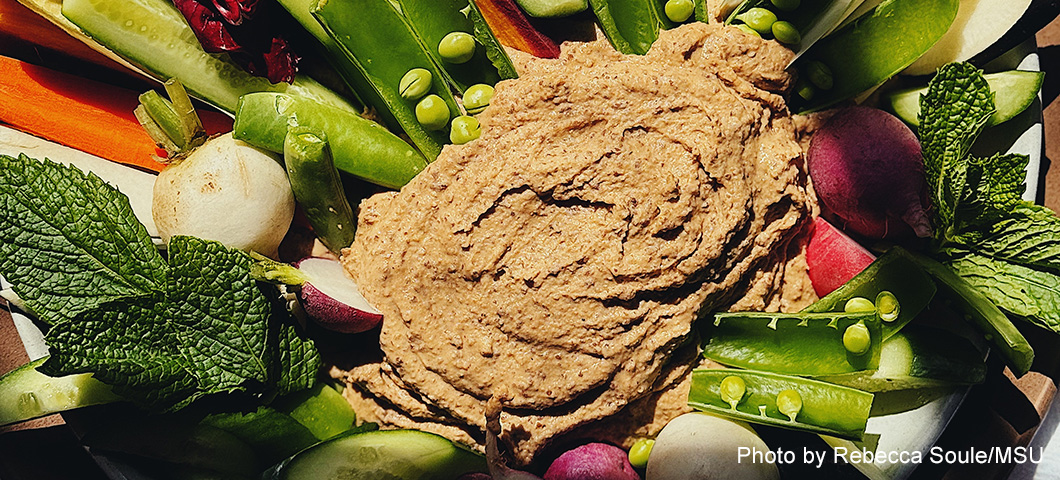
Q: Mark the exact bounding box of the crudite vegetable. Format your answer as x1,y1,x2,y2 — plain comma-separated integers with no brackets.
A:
646,413,779,480
543,443,638,480
144,80,294,257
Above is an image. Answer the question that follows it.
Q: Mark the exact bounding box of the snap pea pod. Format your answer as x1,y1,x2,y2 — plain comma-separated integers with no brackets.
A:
724,0,863,59
233,92,427,190
703,311,882,376
313,0,462,160
790,0,958,113
588,0,674,55
688,368,873,440
908,252,1034,376
398,0,517,93
283,126,357,254
802,246,936,340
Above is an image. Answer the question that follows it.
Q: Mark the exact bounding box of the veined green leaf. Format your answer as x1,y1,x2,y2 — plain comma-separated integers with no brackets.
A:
946,252,1060,333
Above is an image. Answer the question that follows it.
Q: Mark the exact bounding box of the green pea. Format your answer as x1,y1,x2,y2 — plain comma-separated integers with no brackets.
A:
628,438,654,469
776,389,802,422
804,60,834,90
735,24,761,38
439,31,476,64
794,79,815,101
771,21,801,45
876,291,900,322
771,0,800,11
736,8,777,35
399,68,432,101
415,94,450,131
844,297,876,313
463,84,495,116
720,375,746,410
664,0,695,23
449,115,481,144
842,322,872,355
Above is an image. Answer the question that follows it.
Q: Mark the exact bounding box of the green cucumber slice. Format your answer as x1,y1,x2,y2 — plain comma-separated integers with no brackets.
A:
0,357,121,426
815,327,987,392
886,70,1044,127
61,0,357,114
272,382,357,441
515,0,589,18
791,0,958,113
264,429,488,480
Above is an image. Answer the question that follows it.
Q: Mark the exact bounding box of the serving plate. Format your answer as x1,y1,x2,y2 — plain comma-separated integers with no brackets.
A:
0,21,1049,480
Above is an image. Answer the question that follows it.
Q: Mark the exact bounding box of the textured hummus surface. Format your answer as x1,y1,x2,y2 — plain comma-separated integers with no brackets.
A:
339,23,813,465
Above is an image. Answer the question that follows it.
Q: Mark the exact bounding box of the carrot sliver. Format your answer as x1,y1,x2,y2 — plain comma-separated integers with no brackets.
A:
0,54,232,172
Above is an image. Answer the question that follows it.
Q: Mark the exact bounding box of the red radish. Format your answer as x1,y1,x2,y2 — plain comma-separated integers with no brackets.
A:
806,217,876,297
296,257,383,333
807,106,931,239
544,443,640,480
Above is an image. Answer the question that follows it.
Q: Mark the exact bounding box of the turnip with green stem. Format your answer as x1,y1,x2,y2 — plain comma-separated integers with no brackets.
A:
139,79,295,258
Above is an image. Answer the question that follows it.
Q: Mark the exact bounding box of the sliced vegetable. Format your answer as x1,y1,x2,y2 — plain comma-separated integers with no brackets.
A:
283,126,357,254
703,311,882,376
0,356,121,426
61,0,357,113
264,429,488,480
313,0,461,160
903,0,1033,76
589,0,674,55
296,257,383,334
790,0,958,113
725,0,865,60
471,0,561,58
233,92,427,190
815,326,987,391
805,217,876,297
398,0,517,92
688,369,874,440
516,0,589,17
803,246,936,340
886,70,1045,128
967,0,1060,67
807,106,931,239
646,413,779,480
543,443,639,480
273,383,358,441
909,252,1034,376
0,55,228,172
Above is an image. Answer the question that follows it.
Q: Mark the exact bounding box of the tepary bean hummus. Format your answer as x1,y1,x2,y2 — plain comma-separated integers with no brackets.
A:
338,22,815,466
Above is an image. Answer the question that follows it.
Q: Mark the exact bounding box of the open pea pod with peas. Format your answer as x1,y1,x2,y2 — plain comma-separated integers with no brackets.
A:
723,0,864,54
688,368,874,440
703,311,883,376
802,246,936,340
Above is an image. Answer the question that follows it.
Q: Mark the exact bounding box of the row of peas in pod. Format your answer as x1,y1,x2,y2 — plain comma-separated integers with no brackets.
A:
689,247,1013,441
298,0,516,162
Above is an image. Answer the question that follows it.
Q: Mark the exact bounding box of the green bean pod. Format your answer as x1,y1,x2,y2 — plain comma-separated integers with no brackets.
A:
790,0,958,113
283,126,357,254
703,311,882,376
802,246,936,340
688,369,873,440
588,0,674,55
233,92,427,190
908,252,1034,376
313,0,462,160
397,0,517,93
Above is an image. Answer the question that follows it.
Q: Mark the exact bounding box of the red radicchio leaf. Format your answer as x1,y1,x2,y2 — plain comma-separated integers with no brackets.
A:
172,0,298,83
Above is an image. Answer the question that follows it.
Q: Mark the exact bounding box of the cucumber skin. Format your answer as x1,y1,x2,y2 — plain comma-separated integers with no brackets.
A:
0,357,121,426
887,70,1044,127
234,93,426,190
61,0,358,114
265,429,488,480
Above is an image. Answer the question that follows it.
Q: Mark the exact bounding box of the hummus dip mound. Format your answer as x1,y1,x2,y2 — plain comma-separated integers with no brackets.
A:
339,23,814,466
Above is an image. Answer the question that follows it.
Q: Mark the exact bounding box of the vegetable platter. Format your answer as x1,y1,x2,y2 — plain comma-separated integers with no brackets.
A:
1,0,1060,479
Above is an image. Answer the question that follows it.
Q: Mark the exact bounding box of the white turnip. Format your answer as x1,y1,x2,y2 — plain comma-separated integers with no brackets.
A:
646,413,779,480
807,106,930,240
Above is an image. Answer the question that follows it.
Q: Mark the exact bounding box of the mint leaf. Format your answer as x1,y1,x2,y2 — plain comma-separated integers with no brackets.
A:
0,155,166,323
946,252,1060,332
273,320,322,396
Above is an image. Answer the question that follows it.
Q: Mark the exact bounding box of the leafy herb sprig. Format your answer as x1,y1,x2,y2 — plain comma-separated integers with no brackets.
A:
921,62,1060,333
0,154,319,411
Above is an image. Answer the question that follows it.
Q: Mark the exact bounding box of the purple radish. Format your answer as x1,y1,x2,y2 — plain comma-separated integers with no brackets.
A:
807,106,931,239
544,443,640,480
296,257,383,333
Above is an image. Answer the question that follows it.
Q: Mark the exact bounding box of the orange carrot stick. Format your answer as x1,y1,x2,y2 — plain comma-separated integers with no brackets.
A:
0,54,232,172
